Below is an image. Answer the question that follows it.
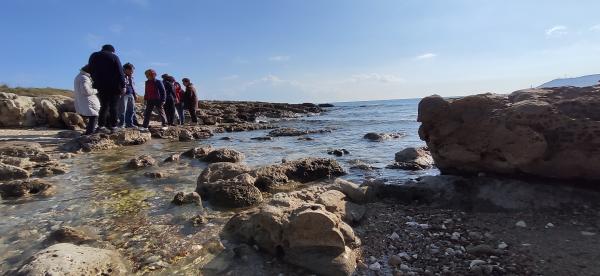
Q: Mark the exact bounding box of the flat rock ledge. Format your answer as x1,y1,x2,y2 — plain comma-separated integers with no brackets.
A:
60,128,151,152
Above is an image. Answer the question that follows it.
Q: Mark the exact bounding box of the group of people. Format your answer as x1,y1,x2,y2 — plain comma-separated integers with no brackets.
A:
74,44,199,135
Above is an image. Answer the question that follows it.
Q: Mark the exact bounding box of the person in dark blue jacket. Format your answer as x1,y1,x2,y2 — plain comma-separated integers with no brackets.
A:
88,44,126,133
161,74,178,125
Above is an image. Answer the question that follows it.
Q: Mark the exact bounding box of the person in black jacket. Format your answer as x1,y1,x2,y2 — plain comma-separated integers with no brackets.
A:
88,44,126,133
161,74,177,125
182,78,198,124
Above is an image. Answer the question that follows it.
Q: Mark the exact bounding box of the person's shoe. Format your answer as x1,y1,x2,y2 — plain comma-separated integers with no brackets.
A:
138,127,149,132
160,126,169,131
95,127,110,134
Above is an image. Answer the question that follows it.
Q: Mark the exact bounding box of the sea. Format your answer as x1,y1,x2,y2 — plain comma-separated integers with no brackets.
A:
0,98,438,274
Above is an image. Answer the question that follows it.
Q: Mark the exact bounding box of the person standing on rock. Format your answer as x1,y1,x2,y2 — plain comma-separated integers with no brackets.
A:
74,65,101,135
182,78,198,124
161,74,177,126
141,69,168,130
88,44,126,133
117,62,137,128
173,78,185,125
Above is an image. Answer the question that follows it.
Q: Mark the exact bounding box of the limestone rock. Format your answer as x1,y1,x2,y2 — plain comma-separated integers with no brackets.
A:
204,148,245,163
253,158,346,191
197,162,252,184
46,226,94,244
0,162,31,181
418,87,600,180
363,132,403,142
0,179,54,199
61,129,151,152
61,112,85,130
181,145,214,159
127,155,157,169
387,147,434,170
172,191,202,206
17,243,128,275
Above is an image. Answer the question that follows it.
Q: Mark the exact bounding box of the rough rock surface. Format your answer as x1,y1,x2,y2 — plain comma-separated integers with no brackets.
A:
0,162,31,181
387,147,434,170
363,132,404,142
172,191,202,206
268,127,331,137
418,87,600,180
204,148,245,163
0,179,54,198
0,92,76,128
196,164,262,208
253,158,346,191
61,129,151,152
17,243,128,275
181,145,214,159
222,185,361,276
150,126,213,140
128,155,157,169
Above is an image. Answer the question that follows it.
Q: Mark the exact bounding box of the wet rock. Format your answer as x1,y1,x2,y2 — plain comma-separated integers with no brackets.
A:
204,148,245,163
363,132,403,142
172,191,202,206
178,129,194,141
181,145,214,159
61,129,151,152
418,87,600,180
0,179,54,198
0,162,30,181
297,136,314,141
46,226,94,244
328,149,350,157
0,141,47,159
220,136,233,141
33,164,68,177
223,190,359,276
268,127,331,137
253,158,346,191
197,173,262,208
250,136,273,141
17,243,128,275
0,156,34,169
387,147,434,170
319,103,335,108
144,171,167,178
224,123,276,132
127,155,157,169
163,154,180,163
197,162,253,184
56,130,82,139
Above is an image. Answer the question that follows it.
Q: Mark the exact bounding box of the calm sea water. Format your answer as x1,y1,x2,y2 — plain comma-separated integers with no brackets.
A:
0,98,437,274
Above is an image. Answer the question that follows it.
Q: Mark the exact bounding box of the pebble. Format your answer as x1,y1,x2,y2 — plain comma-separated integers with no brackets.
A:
398,252,411,261
468,231,483,240
581,231,597,236
469,259,487,269
545,223,555,229
400,264,410,271
515,220,527,228
388,255,403,266
369,262,382,271
451,232,461,240
369,256,377,263
497,242,508,249
390,232,400,240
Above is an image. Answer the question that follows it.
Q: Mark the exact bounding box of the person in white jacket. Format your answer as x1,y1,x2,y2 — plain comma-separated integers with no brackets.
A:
74,65,101,135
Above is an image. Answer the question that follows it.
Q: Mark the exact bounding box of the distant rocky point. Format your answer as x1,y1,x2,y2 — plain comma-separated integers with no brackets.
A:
538,74,600,88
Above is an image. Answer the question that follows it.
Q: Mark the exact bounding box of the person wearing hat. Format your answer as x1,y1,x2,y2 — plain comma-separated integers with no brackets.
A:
161,74,178,125
88,44,126,133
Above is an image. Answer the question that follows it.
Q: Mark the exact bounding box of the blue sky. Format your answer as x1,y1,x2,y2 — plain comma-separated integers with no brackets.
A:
2,0,600,103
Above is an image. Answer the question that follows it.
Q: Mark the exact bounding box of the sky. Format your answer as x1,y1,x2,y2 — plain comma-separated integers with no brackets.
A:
2,0,600,103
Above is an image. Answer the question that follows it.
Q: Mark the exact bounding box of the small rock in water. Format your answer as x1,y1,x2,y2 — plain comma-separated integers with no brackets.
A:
144,171,167,178
497,242,508,249
368,262,381,271
389,232,400,240
515,220,527,228
172,192,202,206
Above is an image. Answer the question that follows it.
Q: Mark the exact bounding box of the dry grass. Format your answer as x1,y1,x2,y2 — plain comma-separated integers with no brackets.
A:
0,84,73,98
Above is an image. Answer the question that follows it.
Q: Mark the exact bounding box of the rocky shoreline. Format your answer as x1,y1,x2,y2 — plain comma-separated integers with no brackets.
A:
1,87,600,275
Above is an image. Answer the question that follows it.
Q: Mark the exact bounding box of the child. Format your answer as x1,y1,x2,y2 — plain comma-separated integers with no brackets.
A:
73,64,101,135
141,69,168,130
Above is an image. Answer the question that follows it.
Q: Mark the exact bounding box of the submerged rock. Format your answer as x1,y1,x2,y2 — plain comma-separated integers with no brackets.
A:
253,158,346,191
172,191,202,206
197,162,252,184
181,145,214,159
387,147,434,170
204,148,245,163
0,179,53,198
61,129,151,152
268,127,331,137
46,226,95,245
363,132,404,142
328,149,350,157
418,87,600,180
17,243,128,275
128,155,157,169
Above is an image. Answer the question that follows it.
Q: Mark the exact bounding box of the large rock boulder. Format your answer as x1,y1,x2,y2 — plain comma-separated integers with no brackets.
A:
196,164,261,208
181,145,214,159
253,158,346,191
0,162,31,181
418,87,600,180
222,186,360,276
17,243,128,275
0,92,76,128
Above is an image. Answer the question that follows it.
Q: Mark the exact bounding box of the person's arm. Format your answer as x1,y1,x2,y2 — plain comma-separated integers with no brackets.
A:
114,55,126,92
82,76,97,96
157,80,166,103
88,53,98,88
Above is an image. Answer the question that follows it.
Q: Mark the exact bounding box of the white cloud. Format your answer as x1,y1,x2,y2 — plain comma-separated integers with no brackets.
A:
546,25,568,37
110,24,123,34
220,74,239,81
416,53,437,60
268,55,291,62
148,62,169,67
346,73,405,83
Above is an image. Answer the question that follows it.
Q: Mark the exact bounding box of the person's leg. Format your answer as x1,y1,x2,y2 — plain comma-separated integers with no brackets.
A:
117,94,126,127
142,100,155,128
165,99,175,125
176,103,185,125
125,94,135,127
97,92,108,129
107,93,120,129
189,107,198,123
85,116,97,135
156,102,168,126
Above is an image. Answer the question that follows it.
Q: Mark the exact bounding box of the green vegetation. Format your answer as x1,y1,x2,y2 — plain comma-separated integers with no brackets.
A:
0,84,73,98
